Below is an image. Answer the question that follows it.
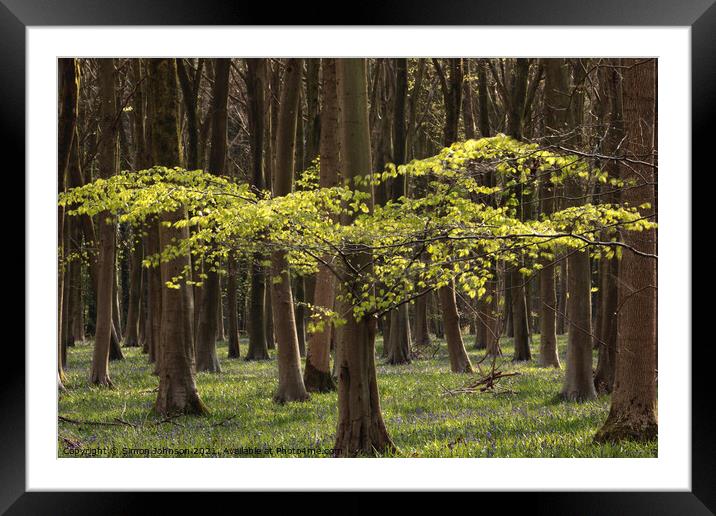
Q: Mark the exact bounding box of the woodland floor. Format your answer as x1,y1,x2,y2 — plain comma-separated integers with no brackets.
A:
58,334,657,458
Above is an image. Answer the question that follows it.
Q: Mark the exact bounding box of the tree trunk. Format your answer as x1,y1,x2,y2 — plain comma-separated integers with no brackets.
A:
304,58,338,393
385,58,412,365
333,58,395,456
485,280,503,358
462,59,476,139
195,58,230,373
433,58,473,372
594,255,618,392
295,276,307,357
149,58,207,416
560,59,597,401
244,59,270,361
226,256,241,358
413,294,431,347
109,272,125,361
217,279,226,342
510,269,532,362
58,58,79,389
176,58,203,170
476,59,491,137
123,237,143,346
439,284,473,373
265,280,276,350
473,299,488,350
595,58,657,442
146,226,162,367
69,228,84,344
538,259,559,367
90,59,118,386
271,58,309,403
537,58,569,368
556,259,568,335
387,304,412,365
504,59,532,361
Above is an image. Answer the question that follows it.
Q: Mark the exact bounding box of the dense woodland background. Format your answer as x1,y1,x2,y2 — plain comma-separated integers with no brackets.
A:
57,57,657,457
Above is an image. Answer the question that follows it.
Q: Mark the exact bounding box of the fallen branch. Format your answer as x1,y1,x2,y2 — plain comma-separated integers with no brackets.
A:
441,370,521,396
59,415,131,427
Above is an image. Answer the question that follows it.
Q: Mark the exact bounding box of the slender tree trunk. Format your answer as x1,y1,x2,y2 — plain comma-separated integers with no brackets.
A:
556,260,568,334
334,58,395,456
485,276,503,357
593,60,624,393
477,59,491,138
462,59,476,139
433,58,473,372
413,294,431,347
386,58,412,365
406,59,425,161
473,299,488,350
123,237,143,346
217,279,226,341
595,58,657,442
594,255,618,392
561,252,595,399
58,58,79,389
265,281,275,350
504,273,513,338
537,58,568,368
294,276,307,357
271,58,309,403
138,265,147,352
176,58,203,170
304,58,338,393
245,59,271,361
90,59,118,386
146,225,162,367
69,226,84,344
510,270,532,361
440,284,473,373
560,59,597,401
504,59,532,361
149,58,207,416
226,256,241,358
195,58,231,373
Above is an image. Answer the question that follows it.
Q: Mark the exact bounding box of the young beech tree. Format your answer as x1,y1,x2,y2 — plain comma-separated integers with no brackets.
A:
334,58,395,456
195,58,231,373
271,58,309,403
595,58,657,442
304,58,339,393
90,58,118,386
149,58,207,416
63,126,654,441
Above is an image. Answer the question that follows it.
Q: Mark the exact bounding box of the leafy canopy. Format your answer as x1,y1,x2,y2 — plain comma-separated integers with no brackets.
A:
60,135,654,320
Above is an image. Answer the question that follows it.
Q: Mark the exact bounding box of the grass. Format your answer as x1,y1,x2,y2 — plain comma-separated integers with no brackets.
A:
58,333,657,458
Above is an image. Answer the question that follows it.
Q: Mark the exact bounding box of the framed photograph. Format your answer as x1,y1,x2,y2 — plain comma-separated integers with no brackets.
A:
6,0,709,512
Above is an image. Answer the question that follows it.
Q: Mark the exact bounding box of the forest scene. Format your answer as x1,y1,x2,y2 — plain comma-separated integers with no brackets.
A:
57,57,658,458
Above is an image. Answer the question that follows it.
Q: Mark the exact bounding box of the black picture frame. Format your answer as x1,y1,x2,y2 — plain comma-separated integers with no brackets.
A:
5,1,708,513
